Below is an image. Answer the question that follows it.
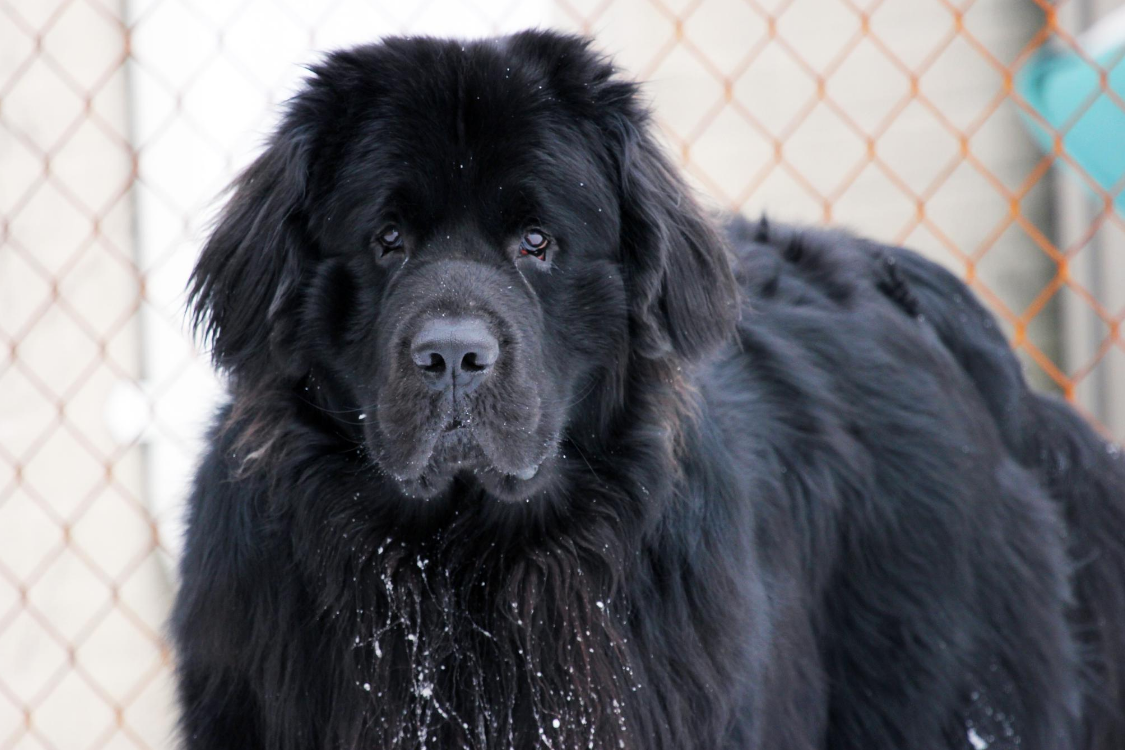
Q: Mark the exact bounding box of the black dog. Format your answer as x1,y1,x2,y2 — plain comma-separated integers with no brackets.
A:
173,30,1125,750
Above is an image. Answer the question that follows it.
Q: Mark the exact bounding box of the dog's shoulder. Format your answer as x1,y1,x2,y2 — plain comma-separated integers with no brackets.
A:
724,215,873,310
724,212,1030,448
172,404,283,666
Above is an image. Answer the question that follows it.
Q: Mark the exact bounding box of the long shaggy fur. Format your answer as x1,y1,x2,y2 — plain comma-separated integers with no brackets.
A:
173,31,1125,750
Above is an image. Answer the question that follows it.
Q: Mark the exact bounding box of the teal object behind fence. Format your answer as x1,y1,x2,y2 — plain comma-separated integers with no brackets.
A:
1017,45,1125,214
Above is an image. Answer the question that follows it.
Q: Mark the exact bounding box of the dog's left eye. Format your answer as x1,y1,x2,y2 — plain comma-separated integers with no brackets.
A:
519,230,550,260
375,226,403,254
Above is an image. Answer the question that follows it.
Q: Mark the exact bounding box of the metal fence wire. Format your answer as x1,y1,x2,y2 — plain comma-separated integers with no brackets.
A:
1,0,1123,746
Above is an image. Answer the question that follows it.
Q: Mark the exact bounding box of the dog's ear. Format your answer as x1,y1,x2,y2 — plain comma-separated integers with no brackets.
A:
603,87,739,361
189,122,313,383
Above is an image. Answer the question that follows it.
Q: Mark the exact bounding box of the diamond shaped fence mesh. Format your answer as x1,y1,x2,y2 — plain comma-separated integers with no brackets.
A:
1,0,1122,746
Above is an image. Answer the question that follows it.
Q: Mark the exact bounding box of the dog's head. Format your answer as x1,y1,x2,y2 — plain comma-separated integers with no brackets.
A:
191,31,737,501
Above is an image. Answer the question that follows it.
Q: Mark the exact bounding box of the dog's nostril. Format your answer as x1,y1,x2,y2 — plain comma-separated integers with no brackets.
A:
461,352,487,373
419,352,446,373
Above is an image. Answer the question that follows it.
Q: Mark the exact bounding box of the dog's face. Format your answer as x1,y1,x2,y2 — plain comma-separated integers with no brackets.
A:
304,38,634,500
191,31,737,502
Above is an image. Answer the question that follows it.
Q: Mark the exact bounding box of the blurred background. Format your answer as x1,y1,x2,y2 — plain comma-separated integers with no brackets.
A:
1,0,1123,746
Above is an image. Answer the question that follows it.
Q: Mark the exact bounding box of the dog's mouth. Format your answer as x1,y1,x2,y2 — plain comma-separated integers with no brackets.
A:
387,417,547,500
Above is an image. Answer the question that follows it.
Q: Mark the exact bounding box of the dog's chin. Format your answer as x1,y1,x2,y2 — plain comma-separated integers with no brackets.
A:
384,427,553,503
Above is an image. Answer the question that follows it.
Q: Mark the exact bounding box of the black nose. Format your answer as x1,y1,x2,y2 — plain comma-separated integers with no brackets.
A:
410,317,500,394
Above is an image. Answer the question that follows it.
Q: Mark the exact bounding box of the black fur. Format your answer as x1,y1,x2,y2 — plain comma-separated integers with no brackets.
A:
174,31,1125,750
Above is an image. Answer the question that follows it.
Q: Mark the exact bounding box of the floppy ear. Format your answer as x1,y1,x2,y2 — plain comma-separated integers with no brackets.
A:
607,95,739,361
189,126,312,383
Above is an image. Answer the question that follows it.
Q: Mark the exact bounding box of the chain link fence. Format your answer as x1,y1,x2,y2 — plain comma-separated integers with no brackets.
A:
1,0,1122,746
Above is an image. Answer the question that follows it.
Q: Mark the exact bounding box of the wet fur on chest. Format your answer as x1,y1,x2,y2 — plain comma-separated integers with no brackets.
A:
296,490,642,749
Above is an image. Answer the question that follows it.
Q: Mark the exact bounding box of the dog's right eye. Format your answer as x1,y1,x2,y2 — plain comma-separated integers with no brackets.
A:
375,226,403,255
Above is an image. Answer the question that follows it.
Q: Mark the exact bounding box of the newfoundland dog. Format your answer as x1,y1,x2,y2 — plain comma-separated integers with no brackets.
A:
173,30,1125,750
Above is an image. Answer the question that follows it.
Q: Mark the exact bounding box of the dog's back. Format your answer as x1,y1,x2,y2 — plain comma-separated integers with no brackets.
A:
729,216,1125,749
885,242,1125,750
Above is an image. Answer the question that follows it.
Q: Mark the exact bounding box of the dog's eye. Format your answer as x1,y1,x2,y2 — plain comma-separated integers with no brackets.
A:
519,230,550,260
375,226,403,254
